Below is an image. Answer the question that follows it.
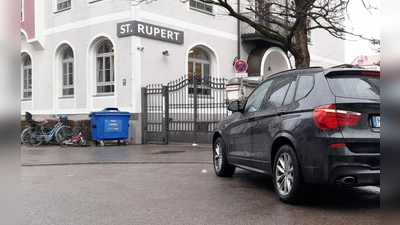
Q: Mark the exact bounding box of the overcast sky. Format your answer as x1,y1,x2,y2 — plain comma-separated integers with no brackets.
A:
344,0,380,63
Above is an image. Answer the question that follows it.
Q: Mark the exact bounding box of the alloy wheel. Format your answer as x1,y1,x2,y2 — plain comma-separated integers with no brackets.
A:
214,142,222,172
275,152,294,196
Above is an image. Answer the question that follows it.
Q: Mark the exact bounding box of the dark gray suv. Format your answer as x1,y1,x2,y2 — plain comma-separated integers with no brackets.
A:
212,67,380,204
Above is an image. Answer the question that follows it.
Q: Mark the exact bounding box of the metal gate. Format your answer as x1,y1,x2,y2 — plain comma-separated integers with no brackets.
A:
141,74,228,144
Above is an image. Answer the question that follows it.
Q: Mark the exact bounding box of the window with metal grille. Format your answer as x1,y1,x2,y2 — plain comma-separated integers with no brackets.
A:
96,41,115,94
57,0,71,11
23,56,32,99
188,48,211,96
189,0,213,14
62,48,74,96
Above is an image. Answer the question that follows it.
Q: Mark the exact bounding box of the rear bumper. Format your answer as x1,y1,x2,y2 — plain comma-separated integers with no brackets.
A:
329,166,380,185
327,146,380,185
300,144,380,185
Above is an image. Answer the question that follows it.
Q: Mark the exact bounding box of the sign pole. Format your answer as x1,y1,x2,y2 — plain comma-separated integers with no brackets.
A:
240,77,244,98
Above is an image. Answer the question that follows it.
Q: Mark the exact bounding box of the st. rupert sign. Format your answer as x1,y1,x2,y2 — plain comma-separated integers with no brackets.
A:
117,20,184,44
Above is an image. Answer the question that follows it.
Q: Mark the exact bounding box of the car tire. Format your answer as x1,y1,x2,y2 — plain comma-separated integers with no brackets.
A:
273,145,303,204
213,137,235,177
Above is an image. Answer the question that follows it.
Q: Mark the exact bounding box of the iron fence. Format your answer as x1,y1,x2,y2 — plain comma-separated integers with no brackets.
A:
142,74,228,144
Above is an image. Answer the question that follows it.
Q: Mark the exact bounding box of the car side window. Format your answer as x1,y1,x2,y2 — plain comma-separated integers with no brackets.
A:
283,76,297,105
295,75,314,101
265,76,293,108
244,79,273,113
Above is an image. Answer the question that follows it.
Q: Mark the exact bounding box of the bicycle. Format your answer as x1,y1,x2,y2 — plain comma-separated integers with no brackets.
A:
21,112,73,147
59,131,86,148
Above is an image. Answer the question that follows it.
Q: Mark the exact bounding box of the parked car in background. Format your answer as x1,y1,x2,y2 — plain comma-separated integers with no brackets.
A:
212,67,380,204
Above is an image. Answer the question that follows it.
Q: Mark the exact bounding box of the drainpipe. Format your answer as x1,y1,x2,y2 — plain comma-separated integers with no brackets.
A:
237,0,241,60
237,0,244,98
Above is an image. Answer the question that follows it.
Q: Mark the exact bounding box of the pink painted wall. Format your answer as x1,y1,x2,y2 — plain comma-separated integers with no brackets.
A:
21,0,35,40
351,54,380,67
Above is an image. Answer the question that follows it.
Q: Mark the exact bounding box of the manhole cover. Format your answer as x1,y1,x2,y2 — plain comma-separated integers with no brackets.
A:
153,150,185,154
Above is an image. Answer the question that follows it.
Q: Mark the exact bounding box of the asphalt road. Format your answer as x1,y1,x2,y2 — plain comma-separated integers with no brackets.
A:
21,163,380,225
21,143,212,166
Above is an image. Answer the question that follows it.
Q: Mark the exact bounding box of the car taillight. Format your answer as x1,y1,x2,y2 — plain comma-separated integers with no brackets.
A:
361,71,380,77
329,143,346,147
313,104,361,130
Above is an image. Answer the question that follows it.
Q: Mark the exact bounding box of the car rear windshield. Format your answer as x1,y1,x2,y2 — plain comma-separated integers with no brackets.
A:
326,75,380,100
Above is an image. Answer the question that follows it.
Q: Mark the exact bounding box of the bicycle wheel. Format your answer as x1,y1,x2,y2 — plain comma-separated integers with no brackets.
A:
59,138,68,148
21,127,32,144
21,127,43,147
55,126,74,143
77,138,86,147
21,127,33,146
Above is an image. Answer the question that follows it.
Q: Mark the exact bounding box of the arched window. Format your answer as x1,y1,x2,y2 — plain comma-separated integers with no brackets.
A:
96,41,114,94
22,56,32,99
62,48,74,96
188,48,211,95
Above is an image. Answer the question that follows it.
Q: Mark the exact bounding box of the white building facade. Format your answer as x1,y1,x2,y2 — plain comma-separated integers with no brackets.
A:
21,0,345,144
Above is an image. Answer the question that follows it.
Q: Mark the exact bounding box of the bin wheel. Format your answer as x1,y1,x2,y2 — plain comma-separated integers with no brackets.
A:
124,140,128,146
100,140,105,147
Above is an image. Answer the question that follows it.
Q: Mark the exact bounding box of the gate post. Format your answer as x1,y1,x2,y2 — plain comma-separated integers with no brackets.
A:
141,87,148,144
162,86,169,144
193,77,198,146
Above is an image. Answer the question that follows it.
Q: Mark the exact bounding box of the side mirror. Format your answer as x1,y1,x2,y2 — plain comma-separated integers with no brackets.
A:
227,101,240,112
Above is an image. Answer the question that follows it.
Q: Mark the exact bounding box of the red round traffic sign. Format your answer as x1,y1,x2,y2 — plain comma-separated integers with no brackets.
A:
234,59,248,73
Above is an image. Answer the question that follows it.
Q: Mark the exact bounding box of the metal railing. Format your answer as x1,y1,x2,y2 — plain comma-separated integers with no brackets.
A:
142,74,228,144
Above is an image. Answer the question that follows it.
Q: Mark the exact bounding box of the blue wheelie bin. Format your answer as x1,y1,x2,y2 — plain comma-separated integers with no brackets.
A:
89,108,131,146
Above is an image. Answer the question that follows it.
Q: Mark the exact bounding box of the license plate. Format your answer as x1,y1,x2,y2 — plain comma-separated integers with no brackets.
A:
372,116,380,128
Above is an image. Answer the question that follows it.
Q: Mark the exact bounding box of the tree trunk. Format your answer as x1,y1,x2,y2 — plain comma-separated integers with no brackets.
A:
293,41,310,68
293,19,310,68
290,0,312,68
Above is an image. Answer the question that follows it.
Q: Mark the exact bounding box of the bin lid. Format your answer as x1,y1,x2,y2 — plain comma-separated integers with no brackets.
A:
102,107,120,112
89,108,131,117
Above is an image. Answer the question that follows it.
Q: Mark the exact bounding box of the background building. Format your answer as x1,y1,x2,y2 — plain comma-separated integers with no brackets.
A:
21,0,345,144
351,54,380,70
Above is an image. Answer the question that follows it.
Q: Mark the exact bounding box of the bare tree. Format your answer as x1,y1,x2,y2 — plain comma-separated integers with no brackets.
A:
370,39,380,53
128,0,378,68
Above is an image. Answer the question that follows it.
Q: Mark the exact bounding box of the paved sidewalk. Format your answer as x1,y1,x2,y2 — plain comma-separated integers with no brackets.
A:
21,142,213,166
